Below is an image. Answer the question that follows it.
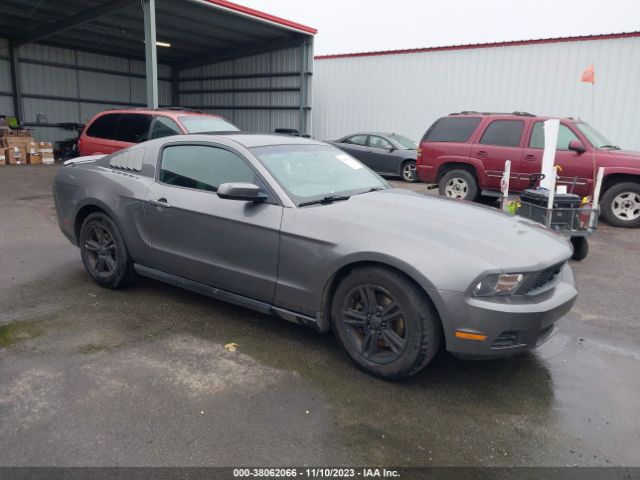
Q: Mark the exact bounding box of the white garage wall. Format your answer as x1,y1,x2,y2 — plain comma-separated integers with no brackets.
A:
312,34,640,151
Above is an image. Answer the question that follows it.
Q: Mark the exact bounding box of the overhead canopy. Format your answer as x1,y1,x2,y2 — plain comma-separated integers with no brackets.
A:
0,0,316,68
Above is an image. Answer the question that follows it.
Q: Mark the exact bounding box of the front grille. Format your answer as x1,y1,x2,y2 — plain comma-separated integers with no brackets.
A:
491,331,519,348
521,262,564,294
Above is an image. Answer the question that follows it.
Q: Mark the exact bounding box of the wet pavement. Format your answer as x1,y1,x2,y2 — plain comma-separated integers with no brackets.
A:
0,166,639,466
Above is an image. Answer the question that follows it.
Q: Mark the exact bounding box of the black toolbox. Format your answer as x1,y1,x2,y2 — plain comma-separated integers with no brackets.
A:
518,189,582,230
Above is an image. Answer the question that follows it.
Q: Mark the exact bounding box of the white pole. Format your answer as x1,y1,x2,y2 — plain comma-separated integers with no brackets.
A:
546,168,557,227
591,167,605,228
501,160,511,211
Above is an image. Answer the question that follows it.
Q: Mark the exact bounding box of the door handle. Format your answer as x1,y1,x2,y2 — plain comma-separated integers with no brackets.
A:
148,198,171,208
523,154,537,161
476,150,487,156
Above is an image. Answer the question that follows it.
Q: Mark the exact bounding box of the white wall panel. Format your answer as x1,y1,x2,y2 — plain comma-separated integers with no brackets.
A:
312,36,640,150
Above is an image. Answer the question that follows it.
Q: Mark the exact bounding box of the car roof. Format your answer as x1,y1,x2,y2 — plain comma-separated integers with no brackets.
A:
187,132,326,148
95,108,223,119
447,111,581,122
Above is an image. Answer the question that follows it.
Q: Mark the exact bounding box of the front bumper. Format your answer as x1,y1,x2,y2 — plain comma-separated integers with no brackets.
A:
434,265,577,357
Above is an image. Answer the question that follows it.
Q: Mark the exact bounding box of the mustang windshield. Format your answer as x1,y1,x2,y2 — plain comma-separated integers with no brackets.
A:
252,144,389,205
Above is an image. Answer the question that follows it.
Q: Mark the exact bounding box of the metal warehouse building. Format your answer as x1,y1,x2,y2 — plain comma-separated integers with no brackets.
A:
0,0,315,143
312,32,640,150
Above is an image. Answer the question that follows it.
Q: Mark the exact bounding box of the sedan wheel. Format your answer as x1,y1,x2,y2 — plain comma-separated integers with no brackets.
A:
331,267,441,379
401,161,418,183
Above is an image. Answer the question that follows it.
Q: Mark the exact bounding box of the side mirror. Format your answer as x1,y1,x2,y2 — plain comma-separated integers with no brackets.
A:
388,147,396,152
568,139,586,154
217,183,268,202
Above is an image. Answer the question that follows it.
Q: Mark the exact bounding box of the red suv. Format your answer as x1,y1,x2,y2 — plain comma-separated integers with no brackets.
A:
78,108,239,157
417,112,640,228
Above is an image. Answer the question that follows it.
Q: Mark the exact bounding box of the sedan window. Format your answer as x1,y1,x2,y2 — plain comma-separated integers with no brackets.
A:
160,145,261,192
369,136,393,150
345,135,368,146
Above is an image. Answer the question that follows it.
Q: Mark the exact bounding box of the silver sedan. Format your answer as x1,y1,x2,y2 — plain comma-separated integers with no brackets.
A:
54,134,576,379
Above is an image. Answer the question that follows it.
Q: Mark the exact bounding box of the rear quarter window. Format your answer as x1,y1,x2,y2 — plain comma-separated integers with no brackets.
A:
86,113,120,139
422,117,481,143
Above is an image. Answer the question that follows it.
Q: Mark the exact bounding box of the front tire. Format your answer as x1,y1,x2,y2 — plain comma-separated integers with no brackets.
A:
79,212,135,289
330,267,441,380
570,237,589,261
439,169,479,201
601,182,640,228
401,160,418,183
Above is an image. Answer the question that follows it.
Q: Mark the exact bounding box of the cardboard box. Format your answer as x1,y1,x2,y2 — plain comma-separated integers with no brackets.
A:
38,141,53,153
29,141,38,154
41,151,55,164
0,152,5,165
27,153,43,164
5,147,23,165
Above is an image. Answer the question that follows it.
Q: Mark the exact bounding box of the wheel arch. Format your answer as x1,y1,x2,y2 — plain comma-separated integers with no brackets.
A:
319,259,445,336
436,161,480,183
73,199,120,243
601,172,640,195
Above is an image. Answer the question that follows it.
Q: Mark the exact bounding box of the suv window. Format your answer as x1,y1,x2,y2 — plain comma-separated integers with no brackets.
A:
345,135,367,146
114,114,152,143
86,113,120,139
479,120,524,147
151,116,181,139
423,117,481,143
160,145,261,192
529,122,580,150
369,136,392,149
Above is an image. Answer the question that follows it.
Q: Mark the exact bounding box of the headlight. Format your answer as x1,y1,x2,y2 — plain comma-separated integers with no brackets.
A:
473,273,525,297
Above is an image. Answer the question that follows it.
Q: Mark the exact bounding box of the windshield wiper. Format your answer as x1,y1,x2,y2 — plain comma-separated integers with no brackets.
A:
298,194,351,207
600,144,621,150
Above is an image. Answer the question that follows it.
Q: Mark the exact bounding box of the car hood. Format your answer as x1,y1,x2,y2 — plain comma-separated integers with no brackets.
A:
304,189,572,273
602,149,640,165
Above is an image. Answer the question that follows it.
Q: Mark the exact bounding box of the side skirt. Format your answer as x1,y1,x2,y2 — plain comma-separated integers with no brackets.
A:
133,264,321,331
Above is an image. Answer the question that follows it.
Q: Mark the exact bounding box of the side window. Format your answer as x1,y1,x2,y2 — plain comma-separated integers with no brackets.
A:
346,135,367,146
160,145,262,193
479,120,524,147
529,122,580,150
151,117,181,139
423,117,481,143
369,136,392,149
86,113,120,140
114,114,152,143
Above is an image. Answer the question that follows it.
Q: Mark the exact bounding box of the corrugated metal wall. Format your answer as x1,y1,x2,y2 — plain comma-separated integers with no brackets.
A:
312,36,640,150
0,38,172,142
0,39,14,116
178,41,313,135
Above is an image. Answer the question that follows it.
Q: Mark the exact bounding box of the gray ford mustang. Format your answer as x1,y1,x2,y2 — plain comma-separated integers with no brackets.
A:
53,133,577,379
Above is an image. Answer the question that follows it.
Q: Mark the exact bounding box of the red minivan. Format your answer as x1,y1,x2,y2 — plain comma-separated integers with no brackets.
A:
78,108,239,157
417,112,640,228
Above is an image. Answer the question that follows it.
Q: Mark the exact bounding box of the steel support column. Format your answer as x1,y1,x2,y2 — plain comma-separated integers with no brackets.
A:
8,43,24,125
143,0,159,109
298,39,308,135
171,67,180,107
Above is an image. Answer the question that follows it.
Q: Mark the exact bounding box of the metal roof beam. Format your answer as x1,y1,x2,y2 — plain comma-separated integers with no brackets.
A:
13,0,140,46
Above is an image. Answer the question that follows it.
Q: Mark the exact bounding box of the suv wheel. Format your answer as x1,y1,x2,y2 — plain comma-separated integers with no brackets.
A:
439,169,479,201
331,266,441,380
79,212,136,288
601,182,640,228
401,161,418,183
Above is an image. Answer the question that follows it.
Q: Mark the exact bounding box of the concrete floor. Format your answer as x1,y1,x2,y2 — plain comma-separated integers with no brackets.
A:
0,165,639,466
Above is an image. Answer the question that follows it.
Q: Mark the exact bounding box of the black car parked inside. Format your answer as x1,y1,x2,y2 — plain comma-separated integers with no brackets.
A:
328,132,419,182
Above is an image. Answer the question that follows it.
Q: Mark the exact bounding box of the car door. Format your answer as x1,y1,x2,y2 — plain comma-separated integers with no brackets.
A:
366,135,396,174
143,142,282,303
337,134,371,165
472,119,526,191
520,121,591,196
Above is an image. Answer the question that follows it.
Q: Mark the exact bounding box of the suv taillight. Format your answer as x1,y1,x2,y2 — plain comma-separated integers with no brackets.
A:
417,147,423,163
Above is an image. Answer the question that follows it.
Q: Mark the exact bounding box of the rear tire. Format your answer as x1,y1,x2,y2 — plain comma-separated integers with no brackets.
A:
600,182,640,228
570,237,589,261
330,266,441,380
401,160,418,183
439,169,479,201
79,212,136,289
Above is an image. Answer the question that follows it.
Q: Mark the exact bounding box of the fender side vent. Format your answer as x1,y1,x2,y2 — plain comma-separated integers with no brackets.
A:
110,147,145,172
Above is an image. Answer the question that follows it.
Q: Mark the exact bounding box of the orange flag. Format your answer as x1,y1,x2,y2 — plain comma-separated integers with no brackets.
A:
581,64,595,84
